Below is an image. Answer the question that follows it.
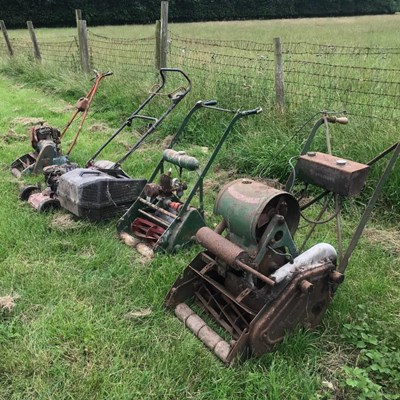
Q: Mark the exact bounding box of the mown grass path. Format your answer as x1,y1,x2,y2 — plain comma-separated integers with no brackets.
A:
0,74,399,399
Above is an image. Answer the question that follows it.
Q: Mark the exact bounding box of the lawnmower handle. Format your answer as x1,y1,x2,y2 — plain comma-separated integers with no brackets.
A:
240,107,263,116
92,70,113,80
159,68,192,92
203,100,218,106
328,116,348,124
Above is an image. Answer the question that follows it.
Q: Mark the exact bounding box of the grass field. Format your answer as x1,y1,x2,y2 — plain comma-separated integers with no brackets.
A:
5,14,400,45
0,15,399,399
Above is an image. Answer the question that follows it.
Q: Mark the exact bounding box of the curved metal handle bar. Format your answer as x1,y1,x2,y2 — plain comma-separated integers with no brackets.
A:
160,68,192,95
174,104,262,215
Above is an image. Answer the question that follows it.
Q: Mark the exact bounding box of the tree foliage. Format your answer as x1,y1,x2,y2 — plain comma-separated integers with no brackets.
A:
0,0,397,28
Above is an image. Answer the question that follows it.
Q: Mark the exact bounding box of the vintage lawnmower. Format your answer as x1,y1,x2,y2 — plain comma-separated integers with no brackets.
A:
117,100,262,254
20,68,192,219
10,70,112,178
165,112,399,365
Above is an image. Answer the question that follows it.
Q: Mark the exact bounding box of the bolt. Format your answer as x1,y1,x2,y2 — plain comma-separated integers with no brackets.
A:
299,280,314,294
329,270,345,284
336,159,347,166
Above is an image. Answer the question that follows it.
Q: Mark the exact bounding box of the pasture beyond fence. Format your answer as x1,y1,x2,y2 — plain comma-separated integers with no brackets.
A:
1,9,400,124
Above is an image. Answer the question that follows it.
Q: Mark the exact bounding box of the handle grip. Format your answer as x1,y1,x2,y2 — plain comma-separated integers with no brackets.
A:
203,100,218,106
335,117,348,124
241,106,263,116
327,116,348,125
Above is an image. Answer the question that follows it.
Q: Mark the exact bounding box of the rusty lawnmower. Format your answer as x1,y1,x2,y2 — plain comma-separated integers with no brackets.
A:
117,100,262,254
11,70,112,178
165,112,399,365
19,68,191,218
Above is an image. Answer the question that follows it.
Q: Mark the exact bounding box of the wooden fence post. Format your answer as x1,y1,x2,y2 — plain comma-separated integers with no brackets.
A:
75,9,82,26
27,21,41,62
155,20,161,71
160,1,169,69
77,19,90,73
0,20,14,56
274,37,285,112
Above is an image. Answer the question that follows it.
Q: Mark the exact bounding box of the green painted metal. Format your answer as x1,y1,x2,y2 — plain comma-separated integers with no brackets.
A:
214,179,299,253
116,101,262,253
156,208,205,253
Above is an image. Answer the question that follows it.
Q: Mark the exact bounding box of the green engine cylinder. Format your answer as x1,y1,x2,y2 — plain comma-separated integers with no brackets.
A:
214,179,300,250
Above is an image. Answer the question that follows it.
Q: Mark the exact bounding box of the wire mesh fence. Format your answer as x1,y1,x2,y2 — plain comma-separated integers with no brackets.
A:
1,28,400,121
39,38,79,67
168,32,400,120
89,32,156,74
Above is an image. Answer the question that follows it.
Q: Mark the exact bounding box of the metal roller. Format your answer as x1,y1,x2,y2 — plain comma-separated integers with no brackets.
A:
196,226,248,265
175,303,232,364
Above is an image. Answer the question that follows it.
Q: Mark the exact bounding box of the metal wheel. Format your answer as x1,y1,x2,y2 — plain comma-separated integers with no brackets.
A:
37,198,60,213
19,185,40,201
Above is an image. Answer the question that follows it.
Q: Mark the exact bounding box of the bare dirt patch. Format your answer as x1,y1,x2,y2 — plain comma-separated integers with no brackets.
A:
50,213,85,232
124,308,152,319
364,227,400,258
0,293,20,313
87,123,110,133
12,117,45,127
49,104,76,113
204,168,238,192
3,129,26,143
161,135,173,149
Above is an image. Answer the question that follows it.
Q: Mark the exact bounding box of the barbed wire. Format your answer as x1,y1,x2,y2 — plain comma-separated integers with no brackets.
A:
89,33,155,72
1,31,399,122
282,41,400,55
170,32,274,52
285,67,400,87
90,31,155,43
285,59,400,73
39,39,79,64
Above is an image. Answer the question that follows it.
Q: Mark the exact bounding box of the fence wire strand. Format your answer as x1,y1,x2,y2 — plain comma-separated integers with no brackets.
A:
1,30,399,121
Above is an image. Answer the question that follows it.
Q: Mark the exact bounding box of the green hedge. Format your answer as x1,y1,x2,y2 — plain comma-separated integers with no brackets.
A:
264,0,397,18
0,0,397,28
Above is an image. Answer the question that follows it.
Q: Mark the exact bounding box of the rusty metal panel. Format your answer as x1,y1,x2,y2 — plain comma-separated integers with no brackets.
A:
297,152,369,197
248,261,336,356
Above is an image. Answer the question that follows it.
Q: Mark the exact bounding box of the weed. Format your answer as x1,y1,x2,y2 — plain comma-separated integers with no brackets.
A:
340,305,400,399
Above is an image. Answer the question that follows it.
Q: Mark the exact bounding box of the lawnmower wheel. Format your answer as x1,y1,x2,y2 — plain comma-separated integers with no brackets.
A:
37,198,60,213
19,185,40,201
